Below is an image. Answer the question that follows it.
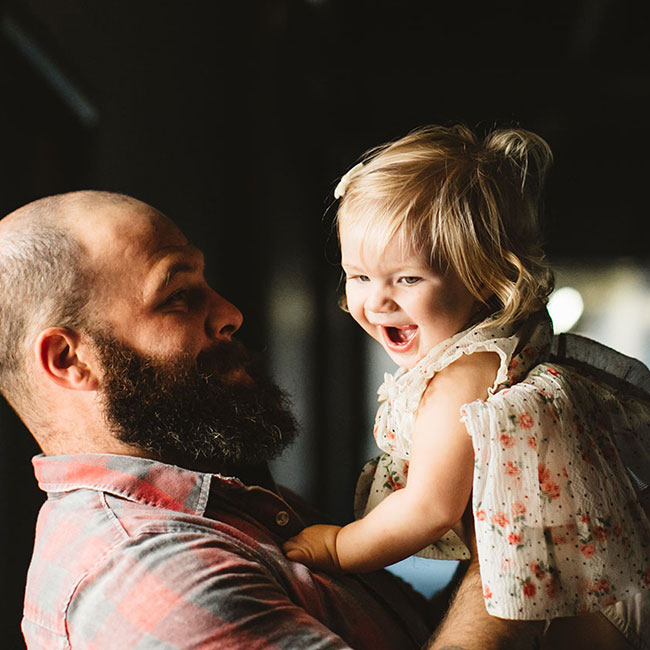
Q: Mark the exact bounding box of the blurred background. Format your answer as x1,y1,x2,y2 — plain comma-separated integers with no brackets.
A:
1,0,648,645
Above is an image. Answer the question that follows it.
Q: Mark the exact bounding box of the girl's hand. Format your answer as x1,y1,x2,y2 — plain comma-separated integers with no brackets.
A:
283,524,343,572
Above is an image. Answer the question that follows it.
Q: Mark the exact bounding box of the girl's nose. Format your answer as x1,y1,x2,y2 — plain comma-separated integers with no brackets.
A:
205,289,243,341
365,284,395,313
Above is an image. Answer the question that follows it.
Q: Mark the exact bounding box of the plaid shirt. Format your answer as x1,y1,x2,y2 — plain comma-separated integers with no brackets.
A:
23,453,431,649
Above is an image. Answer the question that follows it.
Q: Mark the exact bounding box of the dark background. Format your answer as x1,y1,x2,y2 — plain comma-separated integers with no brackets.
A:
1,1,648,646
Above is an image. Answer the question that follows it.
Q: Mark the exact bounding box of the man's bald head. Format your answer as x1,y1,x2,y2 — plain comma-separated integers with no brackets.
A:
0,190,147,415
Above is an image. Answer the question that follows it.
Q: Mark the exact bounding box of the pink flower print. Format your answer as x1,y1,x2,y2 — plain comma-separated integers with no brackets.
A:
546,576,560,599
593,526,607,542
613,525,622,538
519,413,534,429
386,473,404,491
552,533,567,545
562,466,569,479
523,581,537,598
528,436,537,450
403,462,409,478
476,509,486,521
386,430,395,441
538,464,551,484
500,434,516,448
530,562,546,580
547,367,560,377
512,501,527,515
580,542,596,558
483,585,493,599
580,513,591,525
508,531,523,545
542,480,561,500
505,461,520,478
491,512,509,528
595,578,610,594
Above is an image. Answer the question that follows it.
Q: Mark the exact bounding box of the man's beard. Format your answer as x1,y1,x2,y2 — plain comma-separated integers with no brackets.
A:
91,333,298,474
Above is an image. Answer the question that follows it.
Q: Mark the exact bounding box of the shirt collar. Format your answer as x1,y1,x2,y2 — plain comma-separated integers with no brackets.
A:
32,453,221,516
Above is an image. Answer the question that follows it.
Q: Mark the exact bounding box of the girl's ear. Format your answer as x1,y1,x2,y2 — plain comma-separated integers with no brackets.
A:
34,328,100,391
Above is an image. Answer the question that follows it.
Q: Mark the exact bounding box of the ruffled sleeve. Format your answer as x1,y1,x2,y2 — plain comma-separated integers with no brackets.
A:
461,362,650,620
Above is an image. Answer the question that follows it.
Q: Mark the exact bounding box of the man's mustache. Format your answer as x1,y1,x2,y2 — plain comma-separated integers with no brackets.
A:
195,339,251,376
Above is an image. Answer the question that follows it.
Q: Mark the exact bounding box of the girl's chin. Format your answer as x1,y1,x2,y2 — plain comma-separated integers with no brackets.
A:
384,348,420,370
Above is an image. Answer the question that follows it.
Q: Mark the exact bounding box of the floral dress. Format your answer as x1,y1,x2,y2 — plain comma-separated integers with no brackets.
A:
354,310,650,620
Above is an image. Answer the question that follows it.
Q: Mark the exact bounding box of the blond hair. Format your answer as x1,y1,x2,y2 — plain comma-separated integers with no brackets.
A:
336,124,554,327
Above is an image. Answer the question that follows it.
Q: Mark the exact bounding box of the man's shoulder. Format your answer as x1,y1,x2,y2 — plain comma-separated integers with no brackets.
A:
24,483,278,642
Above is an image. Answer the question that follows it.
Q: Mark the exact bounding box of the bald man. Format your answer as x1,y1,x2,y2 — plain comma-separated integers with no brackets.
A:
2,191,435,650
3,193,629,650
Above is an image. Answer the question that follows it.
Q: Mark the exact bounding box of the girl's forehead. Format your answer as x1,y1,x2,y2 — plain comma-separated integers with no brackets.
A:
340,225,430,268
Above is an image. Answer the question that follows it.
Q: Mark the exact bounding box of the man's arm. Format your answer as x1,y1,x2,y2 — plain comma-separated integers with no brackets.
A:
65,531,355,650
63,527,430,650
427,549,544,650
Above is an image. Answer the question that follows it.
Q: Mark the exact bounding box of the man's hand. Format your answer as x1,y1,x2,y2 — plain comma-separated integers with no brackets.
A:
283,525,343,572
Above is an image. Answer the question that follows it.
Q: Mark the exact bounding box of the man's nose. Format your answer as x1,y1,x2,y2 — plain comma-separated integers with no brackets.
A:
205,289,243,340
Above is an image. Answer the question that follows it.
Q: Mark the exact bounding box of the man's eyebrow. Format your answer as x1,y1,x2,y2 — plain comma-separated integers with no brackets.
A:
159,260,202,289
147,248,205,296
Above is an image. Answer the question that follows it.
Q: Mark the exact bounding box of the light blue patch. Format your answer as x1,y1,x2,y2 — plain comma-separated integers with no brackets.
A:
386,557,459,598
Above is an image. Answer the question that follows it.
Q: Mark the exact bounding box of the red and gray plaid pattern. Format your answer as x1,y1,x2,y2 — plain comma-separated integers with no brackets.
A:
23,453,431,649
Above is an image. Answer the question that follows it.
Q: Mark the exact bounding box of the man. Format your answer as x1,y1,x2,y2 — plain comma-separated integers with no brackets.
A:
3,191,435,649
1,192,629,649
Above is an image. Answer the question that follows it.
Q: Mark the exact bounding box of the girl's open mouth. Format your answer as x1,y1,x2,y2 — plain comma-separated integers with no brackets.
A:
383,325,418,350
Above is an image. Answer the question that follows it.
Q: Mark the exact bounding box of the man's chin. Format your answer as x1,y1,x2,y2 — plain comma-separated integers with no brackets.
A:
93,331,298,473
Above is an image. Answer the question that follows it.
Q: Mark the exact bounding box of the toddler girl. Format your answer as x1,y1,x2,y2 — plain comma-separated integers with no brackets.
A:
284,125,650,631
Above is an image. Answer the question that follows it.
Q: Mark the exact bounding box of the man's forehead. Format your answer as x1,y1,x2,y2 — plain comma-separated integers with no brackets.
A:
69,200,189,262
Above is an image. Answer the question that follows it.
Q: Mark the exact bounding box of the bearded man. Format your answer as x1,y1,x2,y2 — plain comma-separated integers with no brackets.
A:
1,191,436,649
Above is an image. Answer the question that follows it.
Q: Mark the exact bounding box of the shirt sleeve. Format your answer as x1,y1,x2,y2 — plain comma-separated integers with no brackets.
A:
64,524,431,650
63,528,363,649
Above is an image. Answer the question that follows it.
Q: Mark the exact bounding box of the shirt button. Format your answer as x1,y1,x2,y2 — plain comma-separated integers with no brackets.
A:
275,510,290,526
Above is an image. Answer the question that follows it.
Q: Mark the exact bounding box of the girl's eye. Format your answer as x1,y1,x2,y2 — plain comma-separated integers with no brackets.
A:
399,276,421,285
346,275,370,283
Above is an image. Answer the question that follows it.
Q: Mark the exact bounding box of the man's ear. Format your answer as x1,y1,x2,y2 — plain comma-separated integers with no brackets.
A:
34,328,100,391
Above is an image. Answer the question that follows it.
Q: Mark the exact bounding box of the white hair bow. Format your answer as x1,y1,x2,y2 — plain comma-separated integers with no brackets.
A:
333,162,364,199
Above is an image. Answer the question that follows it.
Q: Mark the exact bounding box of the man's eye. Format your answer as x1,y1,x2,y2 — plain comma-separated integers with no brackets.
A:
399,276,421,285
163,289,189,306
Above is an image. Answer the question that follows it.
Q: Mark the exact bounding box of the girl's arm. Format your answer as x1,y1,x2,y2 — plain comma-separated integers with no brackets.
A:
284,351,500,572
